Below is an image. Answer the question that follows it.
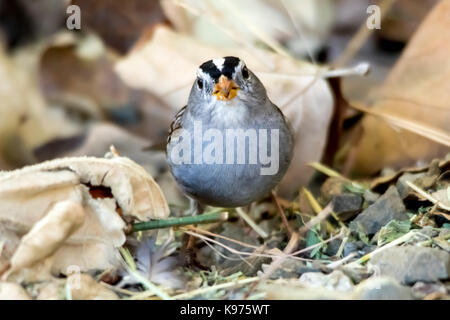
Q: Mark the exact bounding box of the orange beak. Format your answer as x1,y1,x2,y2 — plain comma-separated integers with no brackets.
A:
213,75,239,101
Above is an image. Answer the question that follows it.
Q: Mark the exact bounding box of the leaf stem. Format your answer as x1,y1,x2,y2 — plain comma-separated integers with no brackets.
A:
131,211,228,232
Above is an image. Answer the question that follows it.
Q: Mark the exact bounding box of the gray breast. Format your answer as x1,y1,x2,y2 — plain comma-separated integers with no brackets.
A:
167,105,293,207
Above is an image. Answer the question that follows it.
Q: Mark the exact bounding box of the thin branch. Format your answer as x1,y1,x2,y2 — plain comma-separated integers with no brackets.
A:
131,211,228,232
236,207,268,239
271,191,293,237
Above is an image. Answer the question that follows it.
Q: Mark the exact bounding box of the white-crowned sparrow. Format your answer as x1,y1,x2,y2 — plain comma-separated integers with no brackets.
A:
167,57,294,208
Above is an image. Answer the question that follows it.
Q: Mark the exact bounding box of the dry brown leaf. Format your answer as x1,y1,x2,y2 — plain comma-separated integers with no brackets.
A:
72,0,167,54
0,151,169,276
115,25,334,198
0,35,87,169
38,33,174,145
350,0,450,175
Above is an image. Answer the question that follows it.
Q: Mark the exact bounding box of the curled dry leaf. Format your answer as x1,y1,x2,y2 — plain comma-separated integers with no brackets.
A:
115,25,334,198
0,151,169,276
7,201,85,276
67,273,118,300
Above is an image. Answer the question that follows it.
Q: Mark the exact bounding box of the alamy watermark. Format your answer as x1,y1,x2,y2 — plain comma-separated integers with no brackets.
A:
367,4,381,30
66,5,81,30
169,121,280,176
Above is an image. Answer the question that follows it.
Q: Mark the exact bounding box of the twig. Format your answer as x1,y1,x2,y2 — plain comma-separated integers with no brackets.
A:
185,226,260,250
244,232,300,299
308,162,348,179
348,230,420,266
406,181,450,211
172,277,259,300
303,188,347,231
236,207,268,239
271,191,293,237
131,211,228,232
182,229,311,262
327,252,357,269
290,231,342,256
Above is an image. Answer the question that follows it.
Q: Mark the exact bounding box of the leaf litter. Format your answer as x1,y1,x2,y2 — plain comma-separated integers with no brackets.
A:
0,0,449,301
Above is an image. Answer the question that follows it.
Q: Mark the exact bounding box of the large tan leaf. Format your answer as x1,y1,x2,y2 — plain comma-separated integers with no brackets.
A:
0,151,169,277
115,26,334,197
351,0,450,175
160,0,334,57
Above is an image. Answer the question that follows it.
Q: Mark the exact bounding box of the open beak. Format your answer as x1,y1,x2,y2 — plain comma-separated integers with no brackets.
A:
213,75,239,101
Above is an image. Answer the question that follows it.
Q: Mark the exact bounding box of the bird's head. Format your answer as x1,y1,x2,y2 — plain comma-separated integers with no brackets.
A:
191,56,265,106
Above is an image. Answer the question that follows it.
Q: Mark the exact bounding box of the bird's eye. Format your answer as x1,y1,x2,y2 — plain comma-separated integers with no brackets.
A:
242,66,249,79
197,78,204,89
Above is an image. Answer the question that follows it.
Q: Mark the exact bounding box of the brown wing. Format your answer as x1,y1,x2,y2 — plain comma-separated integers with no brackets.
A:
167,105,187,144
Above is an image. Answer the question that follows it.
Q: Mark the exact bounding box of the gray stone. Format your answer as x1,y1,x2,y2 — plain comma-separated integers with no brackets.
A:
363,189,380,205
418,226,439,238
353,276,413,300
369,246,450,284
351,186,409,235
325,238,342,256
331,193,363,220
343,241,375,258
299,270,354,292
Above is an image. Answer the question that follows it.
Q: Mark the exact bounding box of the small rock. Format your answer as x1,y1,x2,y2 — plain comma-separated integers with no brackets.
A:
324,238,342,256
264,259,307,279
418,226,439,238
363,189,380,205
299,270,354,292
343,241,375,258
369,246,450,284
331,193,363,221
353,276,413,300
351,186,409,235
411,282,447,299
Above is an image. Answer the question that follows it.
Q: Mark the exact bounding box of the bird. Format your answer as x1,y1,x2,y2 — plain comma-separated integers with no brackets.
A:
166,56,294,210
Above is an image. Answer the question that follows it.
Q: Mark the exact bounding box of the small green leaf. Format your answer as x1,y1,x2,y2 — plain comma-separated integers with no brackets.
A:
378,220,411,247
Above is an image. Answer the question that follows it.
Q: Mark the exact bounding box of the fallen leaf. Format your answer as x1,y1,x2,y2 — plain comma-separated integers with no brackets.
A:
350,1,450,175
7,201,84,276
0,150,169,276
72,0,167,54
